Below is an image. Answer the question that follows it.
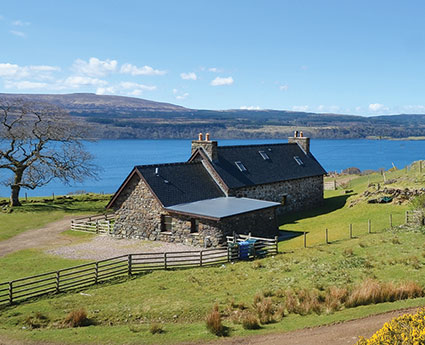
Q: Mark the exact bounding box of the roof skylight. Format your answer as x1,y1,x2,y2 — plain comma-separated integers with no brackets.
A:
259,151,270,160
235,161,247,172
294,156,304,166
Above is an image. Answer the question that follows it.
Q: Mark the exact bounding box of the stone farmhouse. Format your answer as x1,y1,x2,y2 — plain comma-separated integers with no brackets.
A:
106,132,326,247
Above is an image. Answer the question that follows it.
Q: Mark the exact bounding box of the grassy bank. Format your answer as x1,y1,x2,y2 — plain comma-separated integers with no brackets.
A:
0,194,111,242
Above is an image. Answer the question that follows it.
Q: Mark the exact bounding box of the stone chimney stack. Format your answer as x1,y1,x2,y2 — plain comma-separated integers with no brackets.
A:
288,130,310,153
191,132,218,161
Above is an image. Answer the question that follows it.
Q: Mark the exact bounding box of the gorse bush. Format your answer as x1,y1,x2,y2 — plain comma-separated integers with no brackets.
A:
356,307,425,344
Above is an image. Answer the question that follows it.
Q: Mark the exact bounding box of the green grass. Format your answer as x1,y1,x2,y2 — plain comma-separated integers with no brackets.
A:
1,228,425,344
0,194,111,242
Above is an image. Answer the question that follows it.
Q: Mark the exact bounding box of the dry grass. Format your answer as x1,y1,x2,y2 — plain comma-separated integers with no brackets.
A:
241,312,261,330
253,294,275,324
205,305,227,336
149,323,164,334
63,308,90,328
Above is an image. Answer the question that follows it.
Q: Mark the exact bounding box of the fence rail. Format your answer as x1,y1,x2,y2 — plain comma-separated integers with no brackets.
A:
405,210,424,225
71,214,115,234
0,235,277,307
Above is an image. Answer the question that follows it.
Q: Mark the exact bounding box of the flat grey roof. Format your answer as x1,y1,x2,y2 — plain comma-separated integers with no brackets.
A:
165,197,280,219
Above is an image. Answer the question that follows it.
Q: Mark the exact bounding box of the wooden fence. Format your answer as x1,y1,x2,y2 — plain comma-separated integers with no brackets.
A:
0,235,278,307
71,214,115,234
226,233,278,259
405,210,424,225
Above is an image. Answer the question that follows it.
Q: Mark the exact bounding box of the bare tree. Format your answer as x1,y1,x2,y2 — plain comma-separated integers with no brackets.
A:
0,98,98,206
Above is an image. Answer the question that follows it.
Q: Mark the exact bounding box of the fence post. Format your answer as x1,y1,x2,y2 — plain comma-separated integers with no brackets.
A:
96,221,99,234
8,281,13,305
164,253,167,270
368,219,371,234
55,271,60,293
200,251,203,267
274,236,278,254
227,246,230,262
390,214,393,228
95,262,99,284
325,228,329,244
128,254,132,276
248,232,251,239
405,211,408,224
349,224,353,239
303,232,307,248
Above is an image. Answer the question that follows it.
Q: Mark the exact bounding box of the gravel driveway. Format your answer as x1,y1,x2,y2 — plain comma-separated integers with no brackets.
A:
46,234,198,260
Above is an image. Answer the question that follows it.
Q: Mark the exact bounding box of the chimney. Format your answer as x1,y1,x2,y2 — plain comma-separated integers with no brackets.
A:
191,133,218,161
288,130,310,153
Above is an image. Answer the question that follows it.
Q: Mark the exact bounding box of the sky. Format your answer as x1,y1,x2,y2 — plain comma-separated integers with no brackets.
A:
1,0,425,115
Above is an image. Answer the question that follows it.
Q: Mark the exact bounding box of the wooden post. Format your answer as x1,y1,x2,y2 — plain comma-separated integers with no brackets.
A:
227,246,230,262
405,211,409,224
200,251,203,267
274,236,278,254
96,221,99,234
248,232,251,239
349,224,353,239
164,253,167,269
368,219,371,234
95,262,99,284
55,271,60,293
390,214,393,228
8,281,13,305
128,254,132,276
25,192,27,201
325,228,329,244
303,232,307,248
52,192,55,201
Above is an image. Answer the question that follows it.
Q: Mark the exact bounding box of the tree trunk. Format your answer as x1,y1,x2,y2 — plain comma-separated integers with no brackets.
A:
10,185,21,207
10,169,24,207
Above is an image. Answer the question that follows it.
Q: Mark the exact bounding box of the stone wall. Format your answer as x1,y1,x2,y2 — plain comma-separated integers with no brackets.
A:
111,174,278,246
231,175,324,214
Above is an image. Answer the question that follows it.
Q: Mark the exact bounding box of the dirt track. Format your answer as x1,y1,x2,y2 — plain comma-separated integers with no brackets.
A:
0,216,74,257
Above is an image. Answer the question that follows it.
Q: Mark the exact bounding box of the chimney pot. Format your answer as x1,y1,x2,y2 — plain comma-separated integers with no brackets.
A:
300,131,304,137
294,130,298,137
205,133,210,141
198,132,203,141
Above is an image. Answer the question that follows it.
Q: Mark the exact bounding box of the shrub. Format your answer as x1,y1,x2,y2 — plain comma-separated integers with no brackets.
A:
241,312,261,330
356,307,425,344
253,295,275,324
149,323,164,334
25,312,50,329
205,305,227,336
63,308,90,327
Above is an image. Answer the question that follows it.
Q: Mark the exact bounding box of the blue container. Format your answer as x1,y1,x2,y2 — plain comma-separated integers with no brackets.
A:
239,240,255,259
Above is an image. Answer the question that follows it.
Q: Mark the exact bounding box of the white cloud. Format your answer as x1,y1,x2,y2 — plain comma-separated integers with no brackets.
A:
208,67,222,73
12,20,30,26
72,57,117,77
211,76,234,86
176,93,189,100
317,105,340,112
0,63,60,79
292,105,309,112
120,81,156,91
240,106,261,110
10,30,26,38
64,76,107,88
368,103,385,112
180,72,197,80
120,63,166,76
279,85,289,91
96,87,116,95
4,80,48,90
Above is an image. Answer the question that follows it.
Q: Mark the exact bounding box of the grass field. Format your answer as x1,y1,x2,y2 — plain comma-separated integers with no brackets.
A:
0,194,111,242
0,168,424,344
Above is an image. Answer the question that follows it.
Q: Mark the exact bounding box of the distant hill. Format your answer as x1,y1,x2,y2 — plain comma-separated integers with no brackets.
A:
1,92,425,140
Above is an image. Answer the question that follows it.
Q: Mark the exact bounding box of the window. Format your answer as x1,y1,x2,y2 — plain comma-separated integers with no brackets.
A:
281,195,287,206
294,156,304,166
161,215,172,232
235,161,247,172
259,150,270,160
190,219,199,233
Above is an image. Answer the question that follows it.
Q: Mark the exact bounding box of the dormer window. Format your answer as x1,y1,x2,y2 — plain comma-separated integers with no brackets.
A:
259,151,270,160
294,156,304,166
235,161,247,172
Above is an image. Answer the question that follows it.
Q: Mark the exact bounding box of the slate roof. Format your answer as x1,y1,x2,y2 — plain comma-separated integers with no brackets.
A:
136,162,225,207
166,197,280,220
207,143,326,189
